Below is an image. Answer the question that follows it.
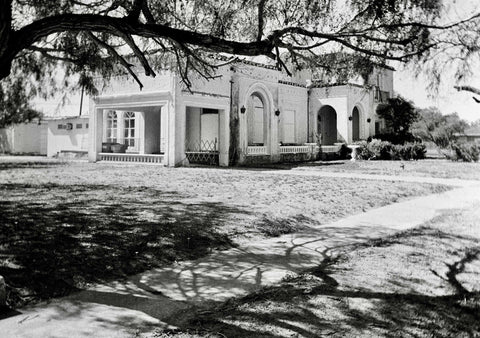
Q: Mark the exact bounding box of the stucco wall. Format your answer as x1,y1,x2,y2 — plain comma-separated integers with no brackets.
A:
143,107,161,154
99,73,174,96
347,86,375,141
185,107,201,148
47,117,89,157
278,84,308,144
0,122,47,154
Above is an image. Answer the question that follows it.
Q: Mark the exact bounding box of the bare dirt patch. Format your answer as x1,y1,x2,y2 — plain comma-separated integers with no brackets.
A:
0,159,450,309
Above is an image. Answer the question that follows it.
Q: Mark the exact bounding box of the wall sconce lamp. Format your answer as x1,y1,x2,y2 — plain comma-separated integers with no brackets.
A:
348,116,353,121
240,105,246,114
367,118,371,123
275,109,281,116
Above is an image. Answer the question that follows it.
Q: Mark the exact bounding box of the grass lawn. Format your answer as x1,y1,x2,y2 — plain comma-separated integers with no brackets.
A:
160,205,480,338
0,157,451,308
297,159,480,180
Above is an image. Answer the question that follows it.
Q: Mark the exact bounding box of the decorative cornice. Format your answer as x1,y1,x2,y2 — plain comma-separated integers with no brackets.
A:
278,80,306,88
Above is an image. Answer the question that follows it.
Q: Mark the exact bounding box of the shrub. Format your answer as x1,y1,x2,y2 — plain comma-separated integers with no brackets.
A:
373,132,417,145
411,143,427,160
391,143,426,160
449,142,480,162
356,139,392,160
356,139,426,160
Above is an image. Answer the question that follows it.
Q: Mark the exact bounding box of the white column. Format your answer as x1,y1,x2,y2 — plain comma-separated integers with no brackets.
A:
89,107,103,162
138,111,145,154
102,110,108,142
117,111,125,145
166,101,176,166
171,103,186,166
270,110,280,157
160,106,167,153
218,108,230,167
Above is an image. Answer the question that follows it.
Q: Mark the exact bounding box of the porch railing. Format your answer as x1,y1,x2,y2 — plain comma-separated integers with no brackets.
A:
246,146,268,155
185,139,218,152
321,145,342,153
99,153,165,164
185,138,219,165
279,145,310,154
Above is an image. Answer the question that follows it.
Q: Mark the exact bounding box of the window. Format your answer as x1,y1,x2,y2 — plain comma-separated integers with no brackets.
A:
58,124,64,129
124,112,135,147
86,123,89,129
76,123,82,129
106,110,117,142
282,110,296,144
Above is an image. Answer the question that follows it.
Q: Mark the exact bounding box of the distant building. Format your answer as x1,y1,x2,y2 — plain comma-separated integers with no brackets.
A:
46,116,89,157
0,116,89,157
456,126,480,144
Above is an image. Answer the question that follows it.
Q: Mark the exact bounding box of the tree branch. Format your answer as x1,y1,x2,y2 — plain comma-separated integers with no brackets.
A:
141,0,156,24
116,31,156,77
454,85,480,96
86,31,144,90
28,45,80,64
13,14,277,62
257,0,266,42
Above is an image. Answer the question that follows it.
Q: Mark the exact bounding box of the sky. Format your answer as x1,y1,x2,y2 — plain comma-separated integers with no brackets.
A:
394,68,480,123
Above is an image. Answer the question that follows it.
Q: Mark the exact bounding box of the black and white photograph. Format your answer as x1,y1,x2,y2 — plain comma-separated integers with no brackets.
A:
0,0,479,337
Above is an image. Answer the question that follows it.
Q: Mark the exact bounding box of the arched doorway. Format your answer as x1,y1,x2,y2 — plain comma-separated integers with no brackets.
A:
318,105,337,145
352,106,360,141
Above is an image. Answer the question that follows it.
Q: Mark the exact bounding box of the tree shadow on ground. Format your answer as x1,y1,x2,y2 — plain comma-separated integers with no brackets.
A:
164,228,480,338
0,183,244,309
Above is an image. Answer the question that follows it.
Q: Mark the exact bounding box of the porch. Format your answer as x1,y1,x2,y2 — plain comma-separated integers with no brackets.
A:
90,92,169,164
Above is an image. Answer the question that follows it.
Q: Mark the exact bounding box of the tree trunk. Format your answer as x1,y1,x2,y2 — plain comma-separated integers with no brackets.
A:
0,1,13,79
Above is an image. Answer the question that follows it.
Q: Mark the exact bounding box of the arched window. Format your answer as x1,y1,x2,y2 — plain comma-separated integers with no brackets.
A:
248,94,265,145
106,110,117,142
124,112,136,147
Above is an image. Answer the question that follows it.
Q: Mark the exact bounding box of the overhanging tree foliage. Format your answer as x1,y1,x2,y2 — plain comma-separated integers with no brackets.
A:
1,0,479,126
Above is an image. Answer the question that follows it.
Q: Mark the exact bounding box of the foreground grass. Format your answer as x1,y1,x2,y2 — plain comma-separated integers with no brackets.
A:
298,159,480,180
0,158,450,308
158,206,480,338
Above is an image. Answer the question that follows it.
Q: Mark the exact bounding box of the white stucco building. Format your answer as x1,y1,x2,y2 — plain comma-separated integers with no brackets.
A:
89,59,394,166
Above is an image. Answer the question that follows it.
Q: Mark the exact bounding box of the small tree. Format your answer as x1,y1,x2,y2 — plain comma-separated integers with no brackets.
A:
411,108,468,149
375,96,418,144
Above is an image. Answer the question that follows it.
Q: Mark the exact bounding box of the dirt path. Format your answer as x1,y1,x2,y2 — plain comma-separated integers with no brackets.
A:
1,172,479,338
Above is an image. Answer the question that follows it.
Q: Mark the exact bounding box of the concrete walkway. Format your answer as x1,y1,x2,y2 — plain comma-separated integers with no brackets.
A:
1,172,479,337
